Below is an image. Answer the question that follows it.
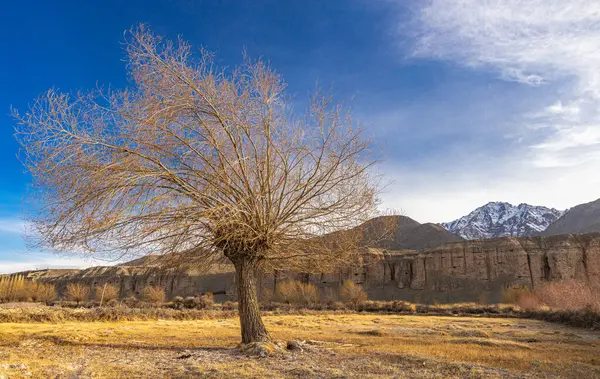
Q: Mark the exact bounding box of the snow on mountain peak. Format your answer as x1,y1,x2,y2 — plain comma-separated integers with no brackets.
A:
441,202,565,240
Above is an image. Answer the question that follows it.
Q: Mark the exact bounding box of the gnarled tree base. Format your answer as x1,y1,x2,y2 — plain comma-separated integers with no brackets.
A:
238,341,283,357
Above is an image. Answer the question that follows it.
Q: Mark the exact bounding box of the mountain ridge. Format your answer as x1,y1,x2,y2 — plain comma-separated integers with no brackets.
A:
542,198,600,236
441,201,564,240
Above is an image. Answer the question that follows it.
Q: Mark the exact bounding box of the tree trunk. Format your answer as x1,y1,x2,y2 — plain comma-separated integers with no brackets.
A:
233,257,271,343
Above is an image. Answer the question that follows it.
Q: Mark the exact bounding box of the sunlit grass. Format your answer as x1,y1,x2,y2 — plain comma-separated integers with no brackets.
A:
0,313,598,377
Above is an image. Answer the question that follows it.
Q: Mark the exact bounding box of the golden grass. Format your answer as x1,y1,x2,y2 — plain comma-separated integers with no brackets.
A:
0,313,598,378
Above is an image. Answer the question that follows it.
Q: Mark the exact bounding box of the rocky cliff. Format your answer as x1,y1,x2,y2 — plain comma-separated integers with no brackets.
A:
343,232,600,302
12,233,599,304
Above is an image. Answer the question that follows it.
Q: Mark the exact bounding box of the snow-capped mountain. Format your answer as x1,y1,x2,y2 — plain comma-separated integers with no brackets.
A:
441,202,565,240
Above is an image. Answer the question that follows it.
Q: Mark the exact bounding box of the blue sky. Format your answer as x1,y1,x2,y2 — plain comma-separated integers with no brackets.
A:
2,0,600,273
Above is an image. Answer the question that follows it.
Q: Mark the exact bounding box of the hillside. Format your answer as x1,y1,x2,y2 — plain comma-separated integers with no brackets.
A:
357,215,464,250
542,198,600,236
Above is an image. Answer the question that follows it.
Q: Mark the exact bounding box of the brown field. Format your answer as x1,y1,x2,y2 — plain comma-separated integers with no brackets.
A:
0,311,599,378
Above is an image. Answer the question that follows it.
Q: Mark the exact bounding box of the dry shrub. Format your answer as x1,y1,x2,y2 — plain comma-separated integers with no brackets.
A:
502,286,544,310
179,293,215,310
276,280,319,305
122,296,139,308
200,292,215,308
517,292,542,310
171,296,185,309
143,285,166,304
15,280,34,302
535,280,599,311
339,280,368,307
29,282,56,303
501,286,530,304
504,280,599,312
95,284,119,304
65,283,89,305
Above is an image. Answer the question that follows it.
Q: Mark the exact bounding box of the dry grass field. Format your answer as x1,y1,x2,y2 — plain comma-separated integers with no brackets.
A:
0,312,599,378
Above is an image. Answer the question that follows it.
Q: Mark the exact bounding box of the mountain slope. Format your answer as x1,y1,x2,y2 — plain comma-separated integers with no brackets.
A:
542,198,600,236
358,215,464,250
442,202,564,240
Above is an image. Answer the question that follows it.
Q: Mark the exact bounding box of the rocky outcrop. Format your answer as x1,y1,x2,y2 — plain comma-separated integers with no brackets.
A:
11,233,600,304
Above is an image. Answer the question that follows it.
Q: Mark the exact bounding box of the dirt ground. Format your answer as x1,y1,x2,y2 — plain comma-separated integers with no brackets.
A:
0,313,599,378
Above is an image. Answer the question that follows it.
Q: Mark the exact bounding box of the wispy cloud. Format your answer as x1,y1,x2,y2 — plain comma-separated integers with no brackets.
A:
0,218,25,234
411,0,600,89
407,0,600,169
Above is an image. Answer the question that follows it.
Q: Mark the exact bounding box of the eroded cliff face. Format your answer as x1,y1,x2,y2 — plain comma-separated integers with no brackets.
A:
18,264,237,302
309,233,600,303
377,233,599,291
14,233,600,304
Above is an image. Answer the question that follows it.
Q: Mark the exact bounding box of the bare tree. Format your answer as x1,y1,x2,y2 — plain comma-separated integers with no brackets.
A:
13,25,381,344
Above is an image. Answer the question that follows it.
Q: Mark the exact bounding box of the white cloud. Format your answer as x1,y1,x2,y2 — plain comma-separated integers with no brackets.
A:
407,0,600,170
544,101,581,118
0,219,26,234
412,0,600,89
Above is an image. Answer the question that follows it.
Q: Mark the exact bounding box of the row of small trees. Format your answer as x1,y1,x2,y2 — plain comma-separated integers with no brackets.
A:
0,276,168,306
0,275,56,303
1,275,368,308
66,283,168,305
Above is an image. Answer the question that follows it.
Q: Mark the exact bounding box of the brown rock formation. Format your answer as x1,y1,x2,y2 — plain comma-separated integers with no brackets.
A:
8,233,600,304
